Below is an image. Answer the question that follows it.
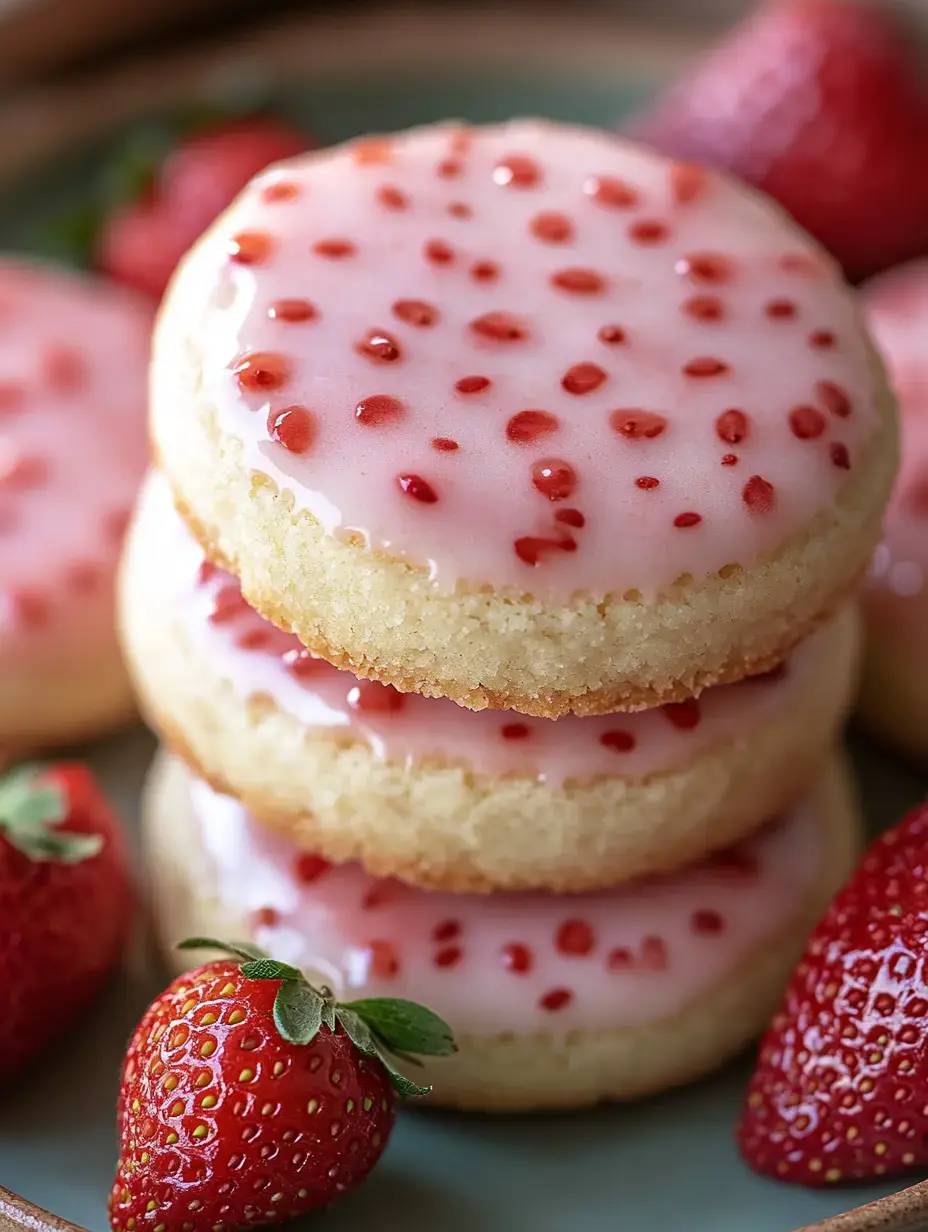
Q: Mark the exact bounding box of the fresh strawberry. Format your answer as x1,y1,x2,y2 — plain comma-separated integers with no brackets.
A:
109,939,455,1230
738,800,928,1186
630,0,928,281
0,762,131,1083
96,118,310,299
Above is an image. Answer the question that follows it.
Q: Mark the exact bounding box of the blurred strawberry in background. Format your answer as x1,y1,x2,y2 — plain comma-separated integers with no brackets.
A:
630,0,928,283
96,116,310,299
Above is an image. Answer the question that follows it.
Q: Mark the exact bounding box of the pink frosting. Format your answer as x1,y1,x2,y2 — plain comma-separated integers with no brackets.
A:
0,260,152,674
181,119,880,601
180,763,823,1033
863,261,928,645
144,473,832,784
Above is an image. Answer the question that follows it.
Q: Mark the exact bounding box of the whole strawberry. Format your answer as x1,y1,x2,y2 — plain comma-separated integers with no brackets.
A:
0,762,131,1082
109,940,455,1230
631,0,928,282
738,800,928,1185
96,117,310,299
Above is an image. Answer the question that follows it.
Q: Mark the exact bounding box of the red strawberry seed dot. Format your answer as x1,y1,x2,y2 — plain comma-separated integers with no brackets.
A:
493,154,541,188
506,410,559,444
470,311,528,342
716,409,749,444
456,375,491,394
601,730,636,753
355,394,405,426
434,947,462,969
501,722,530,740
674,511,702,528
295,854,331,883
470,260,500,283
267,405,315,454
540,988,573,1012
684,356,729,378
691,908,724,935
356,330,403,363
742,475,776,514
531,211,575,243
789,405,827,439
629,219,670,245
231,351,290,392
598,324,626,345
392,299,439,327
314,238,356,259
830,442,851,469
397,473,439,503
817,380,852,418
424,238,454,265
501,943,533,974
766,299,797,319
556,919,595,956
663,698,701,729
676,253,732,284
431,437,459,452
611,409,667,440
347,680,405,713
432,920,461,942
367,940,400,978
636,476,660,489
531,458,577,501
268,298,317,323
229,231,274,265
684,295,725,322
562,363,606,395
551,268,606,295
584,175,638,208
809,329,836,349
670,163,705,204
377,184,409,210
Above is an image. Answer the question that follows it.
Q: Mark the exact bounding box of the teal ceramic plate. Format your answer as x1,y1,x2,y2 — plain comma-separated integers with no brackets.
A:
0,8,924,1230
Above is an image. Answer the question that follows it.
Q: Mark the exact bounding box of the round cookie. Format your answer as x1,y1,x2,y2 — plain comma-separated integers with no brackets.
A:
146,750,862,1111
122,471,860,892
0,259,152,755
860,260,928,759
151,119,896,718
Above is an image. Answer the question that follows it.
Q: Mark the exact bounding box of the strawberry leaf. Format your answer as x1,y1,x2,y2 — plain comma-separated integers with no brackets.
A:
240,958,302,983
0,764,64,827
342,997,456,1058
272,980,324,1046
177,937,269,962
0,763,102,864
321,999,337,1033
335,1007,431,1099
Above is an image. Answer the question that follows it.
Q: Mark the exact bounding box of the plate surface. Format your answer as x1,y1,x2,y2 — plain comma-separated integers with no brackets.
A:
0,11,925,1230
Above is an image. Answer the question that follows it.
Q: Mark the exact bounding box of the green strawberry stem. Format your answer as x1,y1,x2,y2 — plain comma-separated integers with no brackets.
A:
0,763,102,863
178,937,457,1099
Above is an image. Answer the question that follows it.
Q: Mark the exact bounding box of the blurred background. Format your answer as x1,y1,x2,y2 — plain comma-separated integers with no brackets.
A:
0,0,924,89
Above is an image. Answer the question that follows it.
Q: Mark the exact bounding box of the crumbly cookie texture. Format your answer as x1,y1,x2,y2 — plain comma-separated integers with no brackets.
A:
122,471,860,891
147,751,861,1111
151,118,897,716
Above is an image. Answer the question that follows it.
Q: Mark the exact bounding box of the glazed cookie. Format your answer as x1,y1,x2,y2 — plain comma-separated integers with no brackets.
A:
122,472,860,891
0,259,152,754
860,260,928,759
151,119,896,717
147,751,861,1111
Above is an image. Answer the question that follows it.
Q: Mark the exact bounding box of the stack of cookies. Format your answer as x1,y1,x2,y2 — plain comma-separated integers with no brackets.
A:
121,120,897,1110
